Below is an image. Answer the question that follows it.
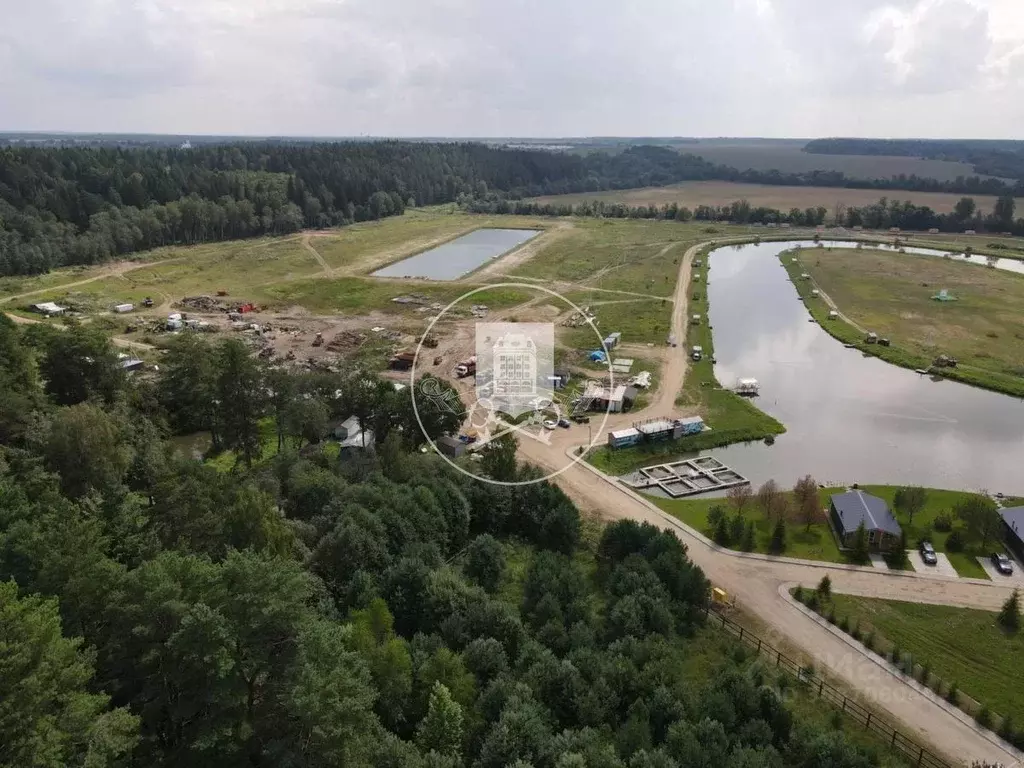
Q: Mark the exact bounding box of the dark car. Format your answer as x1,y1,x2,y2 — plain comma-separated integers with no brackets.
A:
991,552,1014,576
918,541,937,566
557,418,571,429
572,415,590,424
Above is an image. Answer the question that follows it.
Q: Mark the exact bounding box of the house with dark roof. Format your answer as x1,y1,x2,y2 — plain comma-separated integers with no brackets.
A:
829,490,903,552
1001,506,1024,562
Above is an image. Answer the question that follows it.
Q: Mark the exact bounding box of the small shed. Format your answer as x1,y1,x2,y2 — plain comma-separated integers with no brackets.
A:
436,436,466,459
114,303,135,314
829,490,902,552
32,302,66,316
608,427,641,449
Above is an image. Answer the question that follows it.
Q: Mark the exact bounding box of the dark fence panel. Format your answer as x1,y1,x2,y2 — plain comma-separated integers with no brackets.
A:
705,607,951,768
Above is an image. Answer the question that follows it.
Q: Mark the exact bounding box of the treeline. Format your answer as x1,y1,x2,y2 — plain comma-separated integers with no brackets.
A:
804,138,1024,184
1,314,914,768
465,192,1023,235
5,139,1024,277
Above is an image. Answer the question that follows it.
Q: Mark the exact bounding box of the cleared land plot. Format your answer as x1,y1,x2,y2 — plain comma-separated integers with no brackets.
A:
826,594,1024,729
653,488,845,562
683,144,996,182
562,298,672,347
796,248,1024,382
530,180,1002,215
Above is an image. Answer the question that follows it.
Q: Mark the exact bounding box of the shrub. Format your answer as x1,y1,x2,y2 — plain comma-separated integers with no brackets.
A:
839,616,850,633
998,589,1020,632
945,530,965,552
851,621,862,642
864,630,875,651
947,682,959,705
999,715,1015,742
890,643,901,665
827,607,837,625
793,586,805,603
933,513,953,532
920,662,931,687
829,710,844,730
806,591,820,612
817,574,832,599
977,705,993,729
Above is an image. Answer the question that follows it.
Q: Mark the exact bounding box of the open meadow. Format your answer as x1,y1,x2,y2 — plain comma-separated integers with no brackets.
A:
530,180,1002,216
793,247,1024,386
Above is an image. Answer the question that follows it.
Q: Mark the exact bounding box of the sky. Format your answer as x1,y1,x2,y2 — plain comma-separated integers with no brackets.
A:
1,0,1023,138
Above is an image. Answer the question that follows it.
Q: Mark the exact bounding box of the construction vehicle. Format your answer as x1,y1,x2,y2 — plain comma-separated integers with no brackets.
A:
455,356,477,378
422,335,439,349
933,354,958,368
312,333,324,347
389,351,416,371
142,297,154,308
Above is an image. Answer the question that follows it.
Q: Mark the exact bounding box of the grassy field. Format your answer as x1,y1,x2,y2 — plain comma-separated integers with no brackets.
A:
530,180,1001,216
788,246,1024,397
653,488,846,562
825,594,1024,730
683,143,996,182
562,298,672,347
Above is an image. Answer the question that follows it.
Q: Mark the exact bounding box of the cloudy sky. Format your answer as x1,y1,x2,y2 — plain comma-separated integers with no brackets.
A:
1,0,1023,138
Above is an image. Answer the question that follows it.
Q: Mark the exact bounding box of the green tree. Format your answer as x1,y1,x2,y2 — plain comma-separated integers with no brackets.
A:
817,574,832,600
851,521,871,563
466,534,505,592
955,494,1002,549
769,518,786,554
417,682,465,759
0,580,138,767
793,475,820,532
158,333,219,438
481,432,518,482
38,322,124,406
741,521,756,552
284,396,329,447
0,314,44,444
994,195,1016,229
893,486,927,527
42,403,132,498
954,196,977,220
215,338,267,467
998,589,1020,632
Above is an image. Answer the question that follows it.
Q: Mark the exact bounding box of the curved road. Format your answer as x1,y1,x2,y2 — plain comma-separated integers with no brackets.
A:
517,237,1020,767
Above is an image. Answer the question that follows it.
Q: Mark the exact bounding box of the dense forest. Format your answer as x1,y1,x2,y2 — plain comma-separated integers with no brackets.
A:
0,313,923,768
804,139,1024,184
3,141,1024,276
466,192,1023,235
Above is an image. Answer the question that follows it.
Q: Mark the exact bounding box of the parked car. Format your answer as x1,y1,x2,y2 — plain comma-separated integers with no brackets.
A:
991,552,1014,576
542,419,558,430
918,541,937,566
557,418,571,428
572,415,590,424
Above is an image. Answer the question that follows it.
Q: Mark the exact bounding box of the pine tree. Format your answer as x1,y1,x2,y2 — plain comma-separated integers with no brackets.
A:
769,517,786,554
416,682,464,759
998,589,1020,632
851,521,870,564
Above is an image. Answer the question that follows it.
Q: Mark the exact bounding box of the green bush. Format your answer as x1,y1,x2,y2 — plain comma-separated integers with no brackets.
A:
817,574,832,599
947,682,959,705
976,704,993,729
827,607,837,625
792,586,805,603
920,662,931,687
999,715,1015,742
945,530,965,552
806,591,820,612
933,513,953,532
890,643,901,665
838,616,850,633
851,621,862,642
864,630,875,651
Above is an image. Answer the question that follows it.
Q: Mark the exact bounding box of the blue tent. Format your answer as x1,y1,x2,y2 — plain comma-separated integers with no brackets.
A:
589,350,607,363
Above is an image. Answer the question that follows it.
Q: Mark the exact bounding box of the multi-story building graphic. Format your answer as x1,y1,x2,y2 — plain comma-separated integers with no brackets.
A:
493,332,537,399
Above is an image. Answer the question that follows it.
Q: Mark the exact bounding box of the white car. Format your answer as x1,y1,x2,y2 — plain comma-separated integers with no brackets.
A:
542,419,558,430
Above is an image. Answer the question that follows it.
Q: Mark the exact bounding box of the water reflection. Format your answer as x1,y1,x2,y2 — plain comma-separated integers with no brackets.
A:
705,240,1024,494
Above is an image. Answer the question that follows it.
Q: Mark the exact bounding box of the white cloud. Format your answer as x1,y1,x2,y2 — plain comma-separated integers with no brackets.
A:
0,0,1022,137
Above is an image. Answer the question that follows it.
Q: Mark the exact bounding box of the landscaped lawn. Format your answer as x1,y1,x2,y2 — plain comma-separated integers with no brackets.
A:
826,594,1024,728
652,488,846,563
860,485,993,579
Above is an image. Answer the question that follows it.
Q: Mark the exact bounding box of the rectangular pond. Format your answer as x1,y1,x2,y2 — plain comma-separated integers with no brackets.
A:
371,228,541,281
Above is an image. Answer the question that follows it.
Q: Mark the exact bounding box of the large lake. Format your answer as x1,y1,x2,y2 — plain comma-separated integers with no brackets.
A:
372,228,541,280
705,240,1024,495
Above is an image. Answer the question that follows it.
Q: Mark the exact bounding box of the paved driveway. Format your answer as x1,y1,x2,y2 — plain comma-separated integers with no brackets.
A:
976,556,1024,584
907,550,959,578
868,553,889,570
